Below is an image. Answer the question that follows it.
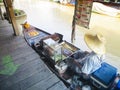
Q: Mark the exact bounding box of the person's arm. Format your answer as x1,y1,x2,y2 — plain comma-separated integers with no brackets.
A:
81,57,93,75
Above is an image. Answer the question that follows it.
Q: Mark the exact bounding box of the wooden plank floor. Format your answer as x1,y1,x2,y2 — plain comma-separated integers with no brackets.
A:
0,19,68,90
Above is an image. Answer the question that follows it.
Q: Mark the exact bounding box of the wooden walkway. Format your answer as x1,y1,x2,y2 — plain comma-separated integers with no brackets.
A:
0,19,68,90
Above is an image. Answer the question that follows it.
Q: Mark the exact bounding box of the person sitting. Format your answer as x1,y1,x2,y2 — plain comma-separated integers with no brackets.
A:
67,33,106,76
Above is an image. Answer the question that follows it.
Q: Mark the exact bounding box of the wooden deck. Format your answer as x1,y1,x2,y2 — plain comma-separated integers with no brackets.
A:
0,19,68,90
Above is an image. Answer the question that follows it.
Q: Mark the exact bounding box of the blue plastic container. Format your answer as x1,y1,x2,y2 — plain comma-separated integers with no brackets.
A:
117,80,120,89
90,62,117,89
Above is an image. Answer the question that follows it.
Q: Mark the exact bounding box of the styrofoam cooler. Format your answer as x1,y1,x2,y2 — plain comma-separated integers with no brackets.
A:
90,62,117,89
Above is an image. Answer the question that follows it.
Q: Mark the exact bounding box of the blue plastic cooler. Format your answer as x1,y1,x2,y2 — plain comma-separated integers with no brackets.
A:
90,62,117,89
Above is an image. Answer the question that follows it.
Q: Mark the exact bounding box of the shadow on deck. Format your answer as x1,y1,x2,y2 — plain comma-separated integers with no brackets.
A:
0,19,68,90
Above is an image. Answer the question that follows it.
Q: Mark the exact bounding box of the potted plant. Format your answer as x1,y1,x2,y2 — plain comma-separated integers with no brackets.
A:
14,9,27,35
4,8,27,35
0,0,3,3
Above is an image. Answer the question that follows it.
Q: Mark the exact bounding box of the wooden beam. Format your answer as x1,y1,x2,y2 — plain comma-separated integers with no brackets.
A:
0,3,4,20
3,0,19,36
3,0,11,22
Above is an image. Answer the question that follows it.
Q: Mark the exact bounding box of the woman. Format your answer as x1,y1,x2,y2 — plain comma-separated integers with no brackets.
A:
67,33,106,75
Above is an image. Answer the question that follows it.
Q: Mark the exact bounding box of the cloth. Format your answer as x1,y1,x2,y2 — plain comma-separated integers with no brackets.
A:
67,51,105,75
92,2,120,17
81,51,105,75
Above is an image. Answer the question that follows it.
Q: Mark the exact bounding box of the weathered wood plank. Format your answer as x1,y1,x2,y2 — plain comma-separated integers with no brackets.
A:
26,74,60,90
0,57,43,82
0,63,50,89
0,27,14,36
48,81,68,90
0,35,24,44
0,20,11,28
0,65,53,90
15,58,44,73
0,19,67,90
0,39,32,54
10,46,35,59
0,42,28,57
0,47,38,66
0,36,25,48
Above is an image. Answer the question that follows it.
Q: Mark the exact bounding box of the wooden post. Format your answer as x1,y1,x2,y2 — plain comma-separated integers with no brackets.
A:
71,0,77,43
3,0,19,36
71,16,76,43
3,0,11,23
